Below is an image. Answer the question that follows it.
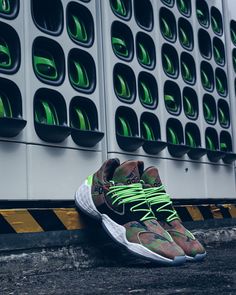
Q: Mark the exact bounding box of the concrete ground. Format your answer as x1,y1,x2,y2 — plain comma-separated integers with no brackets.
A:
1,239,236,294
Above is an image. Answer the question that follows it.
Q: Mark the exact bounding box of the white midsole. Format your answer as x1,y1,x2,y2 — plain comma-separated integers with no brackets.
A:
75,181,178,264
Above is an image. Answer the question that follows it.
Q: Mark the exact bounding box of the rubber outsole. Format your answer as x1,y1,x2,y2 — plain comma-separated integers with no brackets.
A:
186,252,207,262
75,180,186,266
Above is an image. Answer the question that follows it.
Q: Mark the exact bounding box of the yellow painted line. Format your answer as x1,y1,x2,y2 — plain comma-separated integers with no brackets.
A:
210,205,223,219
228,204,236,218
186,206,204,221
53,208,86,230
0,209,43,233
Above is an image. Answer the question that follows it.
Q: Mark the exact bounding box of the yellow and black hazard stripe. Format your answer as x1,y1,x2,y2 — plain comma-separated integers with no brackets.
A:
0,208,85,234
0,204,236,234
175,204,236,222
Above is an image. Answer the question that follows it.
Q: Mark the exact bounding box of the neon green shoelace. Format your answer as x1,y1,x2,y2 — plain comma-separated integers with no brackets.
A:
107,182,154,222
144,185,179,223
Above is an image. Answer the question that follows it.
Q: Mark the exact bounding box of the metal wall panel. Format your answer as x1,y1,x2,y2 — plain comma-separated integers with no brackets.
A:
24,0,105,199
0,0,235,200
0,2,27,199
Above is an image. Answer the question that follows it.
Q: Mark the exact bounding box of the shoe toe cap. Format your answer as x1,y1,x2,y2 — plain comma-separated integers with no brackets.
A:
171,232,206,258
139,232,186,260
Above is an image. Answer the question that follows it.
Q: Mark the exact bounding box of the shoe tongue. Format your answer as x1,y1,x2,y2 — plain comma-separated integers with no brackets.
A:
112,160,143,184
141,166,162,186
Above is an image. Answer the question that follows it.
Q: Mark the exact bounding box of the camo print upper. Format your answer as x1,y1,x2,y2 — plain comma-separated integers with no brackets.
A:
90,158,119,206
90,159,155,224
141,166,206,257
160,220,206,257
89,158,185,259
141,166,163,187
125,220,184,259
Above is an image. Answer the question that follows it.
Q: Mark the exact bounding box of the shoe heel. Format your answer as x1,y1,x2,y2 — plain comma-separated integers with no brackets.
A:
75,180,102,221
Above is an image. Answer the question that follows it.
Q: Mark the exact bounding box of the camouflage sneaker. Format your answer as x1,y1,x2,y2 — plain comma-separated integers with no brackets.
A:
75,158,186,265
141,166,207,262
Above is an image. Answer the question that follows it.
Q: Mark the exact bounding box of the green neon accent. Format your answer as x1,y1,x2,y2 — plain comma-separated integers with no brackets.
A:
186,132,196,147
138,43,150,66
115,75,130,98
211,16,220,34
201,70,211,89
74,108,91,130
42,101,55,125
87,174,93,186
231,28,236,45
108,183,155,222
220,142,227,151
219,107,227,126
206,136,215,151
0,96,4,117
219,108,226,125
144,185,179,223
34,55,58,80
184,96,194,116
35,100,59,125
4,95,12,117
182,61,192,81
140,82,153,105
142,121,155,141
196,9,208,26
112,37,128,57
70,61,89,88
196,9,204,19
161,18,172,39
213,46,222,64
163,54,174,75
216,77,225,94
185,229,196,240
0,42,11,68
233,55,236,65
168,127,179,145
178,0,187,14
112,0,126,17
118,116,131,137
45,101,58,125
162,0,172,4
0,0,10,13
233,56,236,71
180,28,189,47
0,94,12,118
203,103,214,122
165,95,177,112
69,15,88,43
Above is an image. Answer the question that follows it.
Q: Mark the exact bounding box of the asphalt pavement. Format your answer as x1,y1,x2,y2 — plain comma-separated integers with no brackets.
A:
1,240,236,295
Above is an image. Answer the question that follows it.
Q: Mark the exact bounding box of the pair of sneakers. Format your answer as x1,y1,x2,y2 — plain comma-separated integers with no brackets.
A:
75,158,206,266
